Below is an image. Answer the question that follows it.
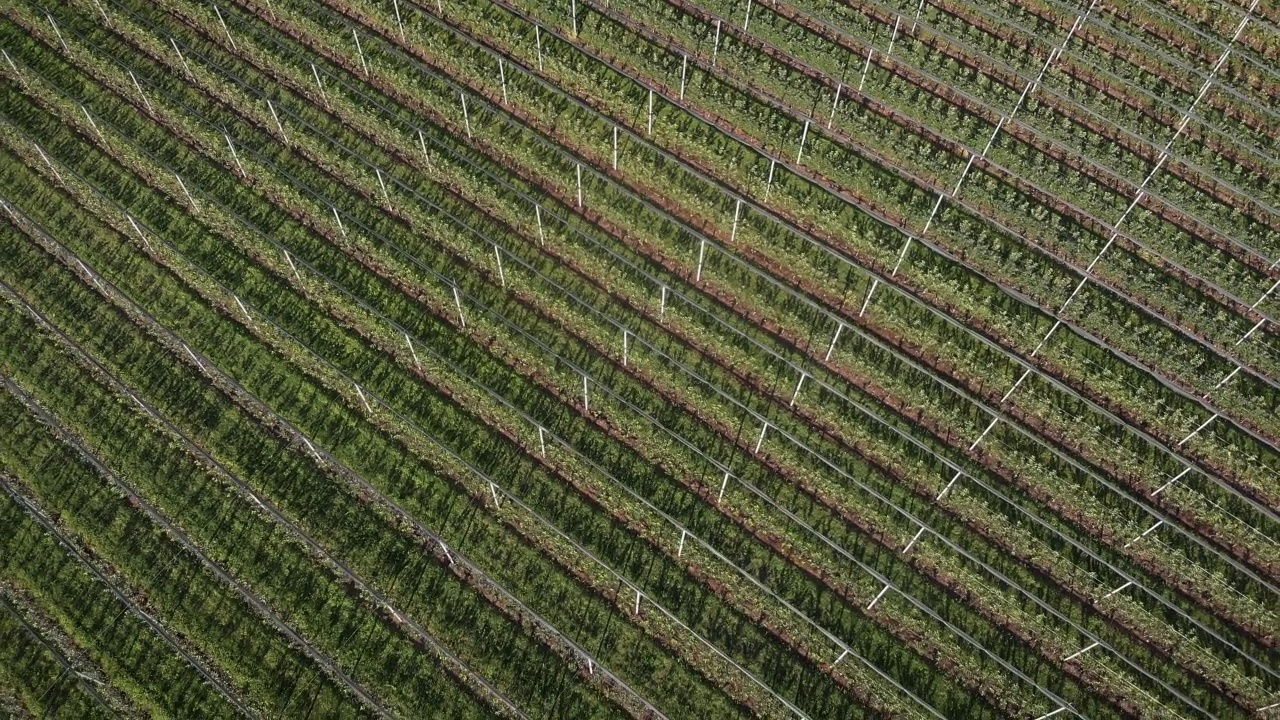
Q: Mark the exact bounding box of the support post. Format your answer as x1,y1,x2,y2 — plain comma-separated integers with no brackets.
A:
538,425,546,456
437,539,455,565
212,5,237,51
3,50,26,89
233,294,252,323
1100,581,1132,600
173,172,200,214
353,29,369,76
310,63,330,109
1062,642,1099,662
303,437,323,462
499,58,508,105
1151,467,1191,497
890,236,912,276
168,39,197,84
867,583,890,609
729,198,742,242
354,383,372,413
742,0,752,31
332,206,347,238
128,71,155,116
677,529,686,557
695,238,706,281
1000,367,1031,403
267,100,290,145
571,0,578,35
789,373,805,406
612,126,619,170
754,421,768,453
795,119,809,165
34,144,64,185
460,92,472,139
659,285,667,318
1177,413,1219,447
536,26,543,72
46,14,69,53
576,164,583,207
936,470,961,501
91,0,110,24
1124,520,1164,548
393,0,406,40
645,87,655,135
764,157,776,201
125,214,152,251
824,322,843,361
834,649,849,666
622,329,629,366
827,83,842,128
910,0,924,33
679,54,688,99
376,168,391,210
717,471,731,503
887,15,901,57
405,332,421,370
634,588,641,615
489,481,502,508
224,133,246,177
968,418,998,451
902,525,926,553
858,278,879,316
857,49,873,93
535,204,545,246
418,129,430,161
582,374,589,413
453,286,466,327
493,244,505,287
711,19,721,68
